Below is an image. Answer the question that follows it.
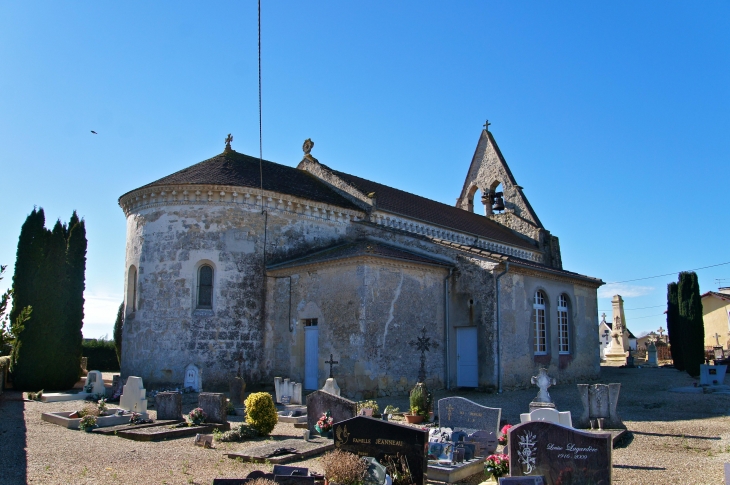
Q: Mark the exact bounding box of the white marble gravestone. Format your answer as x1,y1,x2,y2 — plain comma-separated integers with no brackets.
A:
520,408,573,427
700,364,727,386
184,364,202,392
274,377,303,404
84,370,106,396
119,376,148,416
322,377,341,397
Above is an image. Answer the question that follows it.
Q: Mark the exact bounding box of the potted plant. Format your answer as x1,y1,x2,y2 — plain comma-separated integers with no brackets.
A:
321,449,368,485
405,383,429,423
484,453,509,482
97,397,108,415
187,407,207,426
315,411,334,437
78,414,97,432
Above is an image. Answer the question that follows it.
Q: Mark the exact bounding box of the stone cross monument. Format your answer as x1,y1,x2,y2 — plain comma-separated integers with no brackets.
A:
604,294,630,366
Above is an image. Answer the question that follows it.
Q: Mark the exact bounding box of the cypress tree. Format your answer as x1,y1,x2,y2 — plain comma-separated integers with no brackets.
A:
113,302,124,365
678,271,705,377
666,282,683,370
10,209,47,388
63,214,86,385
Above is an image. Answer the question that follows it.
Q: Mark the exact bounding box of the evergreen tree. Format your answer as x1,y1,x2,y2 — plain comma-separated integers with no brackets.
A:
10,209,47,388
666,282,683,370
62,214,86,385
113,302,124,365
678,271,705,377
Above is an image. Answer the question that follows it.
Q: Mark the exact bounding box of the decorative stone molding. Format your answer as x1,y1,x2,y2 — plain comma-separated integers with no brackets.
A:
266,254,452,276
118,184,365,224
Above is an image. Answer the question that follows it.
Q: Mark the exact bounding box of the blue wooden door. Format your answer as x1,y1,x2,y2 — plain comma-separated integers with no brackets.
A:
304,325,319,390
457,327,478,387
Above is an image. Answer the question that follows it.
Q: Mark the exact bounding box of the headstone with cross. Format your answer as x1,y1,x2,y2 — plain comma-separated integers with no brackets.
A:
409,327,432,383
715,333,722,347
325,354,338,379
657,327,666,341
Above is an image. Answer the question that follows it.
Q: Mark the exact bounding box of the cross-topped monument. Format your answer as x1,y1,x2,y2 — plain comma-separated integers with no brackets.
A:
483,119,491,131
409,326,432,383
715,333,722,347
657,326,665,340
325,353,339,379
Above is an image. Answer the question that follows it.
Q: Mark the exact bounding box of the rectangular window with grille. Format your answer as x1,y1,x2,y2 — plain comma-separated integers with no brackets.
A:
534,308,547,354
303,318,318,327
558,294,570,354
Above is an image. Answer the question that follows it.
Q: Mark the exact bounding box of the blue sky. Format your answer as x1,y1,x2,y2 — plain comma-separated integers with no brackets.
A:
1,2,728,339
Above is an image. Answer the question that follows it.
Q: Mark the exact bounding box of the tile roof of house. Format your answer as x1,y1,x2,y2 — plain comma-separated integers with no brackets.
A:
266,239,452,271
330,169,536,250
701,291,730,302
119,151,361,211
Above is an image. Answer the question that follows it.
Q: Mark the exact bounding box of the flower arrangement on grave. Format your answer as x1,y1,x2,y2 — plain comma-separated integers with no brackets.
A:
244,392,278,435
484,453,510,479
498,424,512,446
78,414,97,432
357,399,379,415
97,397,108,415
383,405,400,415
187,407,207,426
321,450,368,485
315,411,334,434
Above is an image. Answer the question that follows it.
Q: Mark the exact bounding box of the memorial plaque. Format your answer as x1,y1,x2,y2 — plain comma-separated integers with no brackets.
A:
508,421,611,485
438,397,501,433
306,390,357,432
333,416,428,485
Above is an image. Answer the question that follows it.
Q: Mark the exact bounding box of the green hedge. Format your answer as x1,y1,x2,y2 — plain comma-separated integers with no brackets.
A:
82,339,119,372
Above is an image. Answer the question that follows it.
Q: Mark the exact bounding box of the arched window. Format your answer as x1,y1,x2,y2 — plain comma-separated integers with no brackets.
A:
197,265,213,309
533,291,547,355
127,266,137,314
558,294,570,354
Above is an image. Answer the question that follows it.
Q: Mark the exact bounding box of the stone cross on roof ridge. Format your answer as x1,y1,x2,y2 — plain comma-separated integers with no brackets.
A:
224,133,233,152
483,119,491,131
325,353,338,379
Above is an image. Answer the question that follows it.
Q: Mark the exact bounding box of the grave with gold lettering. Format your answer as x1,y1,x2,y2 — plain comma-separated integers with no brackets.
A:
333,416,428,485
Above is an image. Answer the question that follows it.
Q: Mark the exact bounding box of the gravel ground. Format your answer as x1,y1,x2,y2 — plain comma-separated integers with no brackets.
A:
1,366,729,484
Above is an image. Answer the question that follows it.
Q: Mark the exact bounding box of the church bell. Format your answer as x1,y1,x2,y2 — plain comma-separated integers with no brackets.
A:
492,194,505,212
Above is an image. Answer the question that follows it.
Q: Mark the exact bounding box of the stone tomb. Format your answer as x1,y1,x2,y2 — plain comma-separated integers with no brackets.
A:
41,408,131,429
576,383,624,429
40,370,106,403
306,390,357,433
155,392,183,420
119,376,148,416
333,416,428,485
184,363,202,392
700,364,728,386
199,392,228,424
508,421,611,485
438,397,501,433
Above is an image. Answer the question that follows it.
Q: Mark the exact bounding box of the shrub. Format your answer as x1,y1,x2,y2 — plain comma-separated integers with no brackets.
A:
244,392,278,435
217,423,259,442
357,399,379,414
409,382,431,417
321,450,368,485
78,414,97,431
82,338,119,371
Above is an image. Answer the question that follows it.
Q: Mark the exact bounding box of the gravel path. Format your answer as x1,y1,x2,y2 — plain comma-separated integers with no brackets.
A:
1,367,729,484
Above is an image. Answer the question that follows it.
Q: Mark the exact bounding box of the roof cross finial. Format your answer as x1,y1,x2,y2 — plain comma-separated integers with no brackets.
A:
224,133,233,153
484,119,491,131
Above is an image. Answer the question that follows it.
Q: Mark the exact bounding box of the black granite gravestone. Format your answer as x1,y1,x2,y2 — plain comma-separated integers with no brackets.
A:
333,416,428,485
438,397,501,433
508,421,611,485
498,477,545,485
306,390,357,433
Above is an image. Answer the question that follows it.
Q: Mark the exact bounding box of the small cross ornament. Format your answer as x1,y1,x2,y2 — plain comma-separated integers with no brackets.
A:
409,326,432,383
325,353,339,379
483,119,491,131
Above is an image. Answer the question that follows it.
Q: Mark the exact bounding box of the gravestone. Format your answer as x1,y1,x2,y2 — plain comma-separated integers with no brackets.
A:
645,342,658,367
306,390,356,432
321,378,341,397
468,429,498,455
576,383,624,429
155,392,182,420
84,370,106,396
438,397,501,434
498,477,545,485
529,368,556,412
119,376,148,415
194,433,214,448
199,392,228,424
700,364,727,386
229,377,246,406
333,416,428,485
508,421,611,485
184,363,202,392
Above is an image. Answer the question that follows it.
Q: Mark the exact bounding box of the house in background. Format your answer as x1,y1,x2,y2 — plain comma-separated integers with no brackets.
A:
701,288,730,350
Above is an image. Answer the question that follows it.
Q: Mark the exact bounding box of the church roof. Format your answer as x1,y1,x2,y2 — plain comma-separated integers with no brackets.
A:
266,239,452,271
120,150,361,211
330,169,536,250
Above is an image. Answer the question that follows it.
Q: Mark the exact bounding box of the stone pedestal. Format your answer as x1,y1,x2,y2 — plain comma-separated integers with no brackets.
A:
321,378,341,397
229,377,246,406
198,392,228,424
155,392,182,420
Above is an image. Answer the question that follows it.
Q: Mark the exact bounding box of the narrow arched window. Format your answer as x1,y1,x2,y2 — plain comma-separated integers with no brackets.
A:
127,266,137,313
533,291,547,355
197,265,213,309
558,294,570,354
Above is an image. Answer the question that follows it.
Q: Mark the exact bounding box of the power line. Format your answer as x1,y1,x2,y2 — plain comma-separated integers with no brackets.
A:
629,313,666,320
606,261,730,284
598,304,666,312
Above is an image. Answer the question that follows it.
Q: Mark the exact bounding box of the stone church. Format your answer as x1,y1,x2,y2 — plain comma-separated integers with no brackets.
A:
118,127,603,398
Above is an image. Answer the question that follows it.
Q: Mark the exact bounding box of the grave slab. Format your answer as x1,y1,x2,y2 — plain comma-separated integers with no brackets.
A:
428,458,486,483
114,421,230,441
41,409,130,430
91,419,181,435
333,415,428,485
438,397,501,434
40,391,92,403
508,421,611,485
226,437,334,464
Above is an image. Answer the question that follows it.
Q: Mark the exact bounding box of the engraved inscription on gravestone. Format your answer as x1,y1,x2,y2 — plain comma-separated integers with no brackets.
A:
508,421,611,485
333,416,429,485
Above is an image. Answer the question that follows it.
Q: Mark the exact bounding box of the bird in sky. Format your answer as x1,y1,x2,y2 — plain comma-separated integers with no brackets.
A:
90,130,97,134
